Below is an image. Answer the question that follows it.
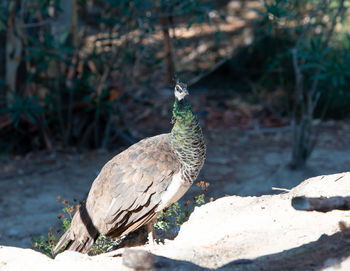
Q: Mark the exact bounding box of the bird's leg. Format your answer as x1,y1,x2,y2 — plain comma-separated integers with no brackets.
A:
146,217,158,246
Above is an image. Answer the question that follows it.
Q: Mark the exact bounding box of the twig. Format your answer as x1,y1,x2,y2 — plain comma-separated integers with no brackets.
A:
272,187,291,192
291,48,303,111
64,50,79,145
37,116,53,151
101,114,113,149
79,122,95,149
94,65,110,147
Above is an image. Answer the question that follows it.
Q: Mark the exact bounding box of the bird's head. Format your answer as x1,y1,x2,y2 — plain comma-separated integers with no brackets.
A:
174,82,189,101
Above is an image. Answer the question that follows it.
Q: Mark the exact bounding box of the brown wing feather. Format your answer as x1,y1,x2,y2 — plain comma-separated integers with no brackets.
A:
84,133,180,237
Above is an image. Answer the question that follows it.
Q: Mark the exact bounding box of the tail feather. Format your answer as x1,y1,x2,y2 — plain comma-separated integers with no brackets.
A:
53,205,98,255
66,235,96,254
53,229,72,254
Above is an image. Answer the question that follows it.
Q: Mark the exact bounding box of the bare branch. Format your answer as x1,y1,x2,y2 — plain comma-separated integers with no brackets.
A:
295,0,328,47
310,0,345,104
323,0,345,49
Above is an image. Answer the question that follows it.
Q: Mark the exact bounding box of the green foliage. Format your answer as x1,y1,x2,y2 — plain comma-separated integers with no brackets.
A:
60,204,72,231
156,202,184,231
88,235,116,256
246,0,350,115
248,0,349,168
0,3,8,32
31,231,57,258
31,198,114,257
1,93,44,128
155,181,210,231
0,0,211,153
31,199,73,258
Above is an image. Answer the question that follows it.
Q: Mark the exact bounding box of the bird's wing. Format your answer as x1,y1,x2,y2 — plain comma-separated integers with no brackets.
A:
85,133,180,237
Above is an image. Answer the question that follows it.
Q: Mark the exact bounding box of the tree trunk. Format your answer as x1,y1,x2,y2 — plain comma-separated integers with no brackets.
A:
5,0,22,101
160,17,175,84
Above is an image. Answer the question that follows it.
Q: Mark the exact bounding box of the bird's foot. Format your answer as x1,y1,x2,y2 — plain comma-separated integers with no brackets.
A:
146,219,158,246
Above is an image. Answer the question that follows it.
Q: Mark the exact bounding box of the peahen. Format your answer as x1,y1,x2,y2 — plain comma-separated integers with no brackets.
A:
53,82,206,254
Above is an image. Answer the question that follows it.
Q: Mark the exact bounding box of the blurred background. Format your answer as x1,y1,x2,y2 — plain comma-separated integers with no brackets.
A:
1,0,350,249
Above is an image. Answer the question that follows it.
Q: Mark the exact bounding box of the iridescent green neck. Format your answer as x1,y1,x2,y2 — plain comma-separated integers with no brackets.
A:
171,99,197,127
170,98,206,182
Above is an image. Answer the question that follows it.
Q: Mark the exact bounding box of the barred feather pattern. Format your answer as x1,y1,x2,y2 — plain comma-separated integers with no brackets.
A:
54,95,205,255
170,99,206,183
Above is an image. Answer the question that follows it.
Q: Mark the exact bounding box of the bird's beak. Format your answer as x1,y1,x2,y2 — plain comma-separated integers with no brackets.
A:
183,88,189,95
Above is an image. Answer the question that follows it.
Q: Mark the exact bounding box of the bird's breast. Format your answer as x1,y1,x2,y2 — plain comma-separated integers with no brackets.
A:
155,171,191,212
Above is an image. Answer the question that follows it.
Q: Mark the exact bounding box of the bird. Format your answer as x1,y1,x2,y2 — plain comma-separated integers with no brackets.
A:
53,82,206,254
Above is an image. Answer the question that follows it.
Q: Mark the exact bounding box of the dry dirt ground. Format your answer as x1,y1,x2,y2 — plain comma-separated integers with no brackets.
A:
0,119,350,251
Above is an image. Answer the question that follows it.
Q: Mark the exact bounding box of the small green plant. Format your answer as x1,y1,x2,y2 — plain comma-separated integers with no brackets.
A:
1,93,44,129
88,235,116,256
155,180,211,232
31,227,57,258
32,197,118,257
31,197,75,258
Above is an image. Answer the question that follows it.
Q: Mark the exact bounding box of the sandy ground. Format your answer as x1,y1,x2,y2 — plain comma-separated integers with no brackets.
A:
0,119,350,249
1,171,350,271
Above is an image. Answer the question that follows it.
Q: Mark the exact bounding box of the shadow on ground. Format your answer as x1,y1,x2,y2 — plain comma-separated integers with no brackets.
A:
142,229,350,270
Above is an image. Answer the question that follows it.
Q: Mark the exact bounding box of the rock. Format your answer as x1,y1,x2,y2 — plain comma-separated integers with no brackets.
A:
1,172,350,270
122,249,154,270
121,249,205,271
